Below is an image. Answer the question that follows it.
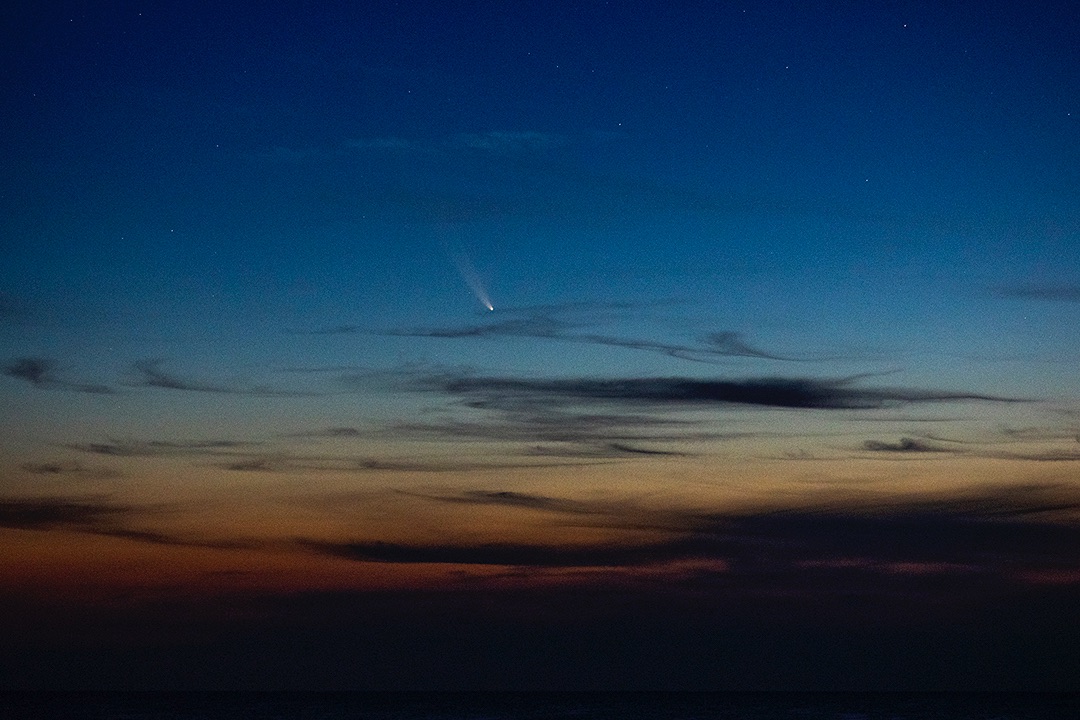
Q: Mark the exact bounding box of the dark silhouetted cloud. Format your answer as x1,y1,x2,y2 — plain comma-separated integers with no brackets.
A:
4,357,48,386
431,373,1015,410
386,365,1010,460
0,497,130,531
991,449,1080,462
297,484,1080,590
409,489,611,517
298,537,709,568
862,437,956,453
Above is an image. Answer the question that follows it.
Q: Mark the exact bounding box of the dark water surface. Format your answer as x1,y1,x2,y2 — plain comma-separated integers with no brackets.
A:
1,692,1076,720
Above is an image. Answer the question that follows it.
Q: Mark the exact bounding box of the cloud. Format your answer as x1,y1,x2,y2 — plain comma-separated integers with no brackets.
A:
0,497,130,532
999,426,1080,442
991,449,1080,462
862,437,957,453
3,357,114,394
296,485,1080,589
995,284,1080,302
408,489,613,517
390,398,742,459
285,427,364,439
20,461,121,480
857,431,1080,463
4,357,48,385
430,373,1015,411
216,452,601,474
0,496,251,550
132,360,318,397
577,442,687,457
380,312,802,365
387,361,1010,460
66,438,256,458
297,537,707,568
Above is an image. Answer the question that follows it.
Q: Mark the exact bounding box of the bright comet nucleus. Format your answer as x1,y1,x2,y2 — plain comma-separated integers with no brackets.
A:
449,247,495,312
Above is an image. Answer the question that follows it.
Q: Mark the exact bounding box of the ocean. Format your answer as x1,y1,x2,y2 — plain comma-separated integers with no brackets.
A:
0,692,1076,720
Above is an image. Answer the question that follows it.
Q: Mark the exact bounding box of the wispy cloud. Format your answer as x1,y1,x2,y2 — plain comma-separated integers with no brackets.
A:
407,489,616,517
861,437,958,453
0,496,250,550
377,312,803,365
390,398,747,459
285,426,364,439
66,438,256,458
991,449,1080,462
216,452,602,474
132,360,319,397
858,434,1080,462
3,357,114,394
21,461,121,480
297,537,707,568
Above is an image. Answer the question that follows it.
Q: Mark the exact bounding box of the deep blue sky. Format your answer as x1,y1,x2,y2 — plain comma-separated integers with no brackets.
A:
1,0,1079,690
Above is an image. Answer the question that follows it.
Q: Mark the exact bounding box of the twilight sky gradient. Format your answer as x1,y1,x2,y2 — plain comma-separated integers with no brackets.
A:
2,0,1079,690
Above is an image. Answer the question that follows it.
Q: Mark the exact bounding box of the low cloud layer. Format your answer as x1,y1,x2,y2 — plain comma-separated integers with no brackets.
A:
299,484,1080,592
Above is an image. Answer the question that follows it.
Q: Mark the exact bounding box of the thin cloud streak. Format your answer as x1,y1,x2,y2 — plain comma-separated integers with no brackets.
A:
66,438,257,458
862,437,958,453
408,489,615,517
381,316,802,364
216,453,604,474
133,360,321,397
21,461,121,480
310,297,813,364
390,401,751,459
297,537,709,568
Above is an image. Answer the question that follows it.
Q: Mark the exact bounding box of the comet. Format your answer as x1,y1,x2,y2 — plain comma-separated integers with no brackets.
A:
450,248,494,311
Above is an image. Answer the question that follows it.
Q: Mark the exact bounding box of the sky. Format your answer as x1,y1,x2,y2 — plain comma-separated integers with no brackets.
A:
1,0,1079,690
